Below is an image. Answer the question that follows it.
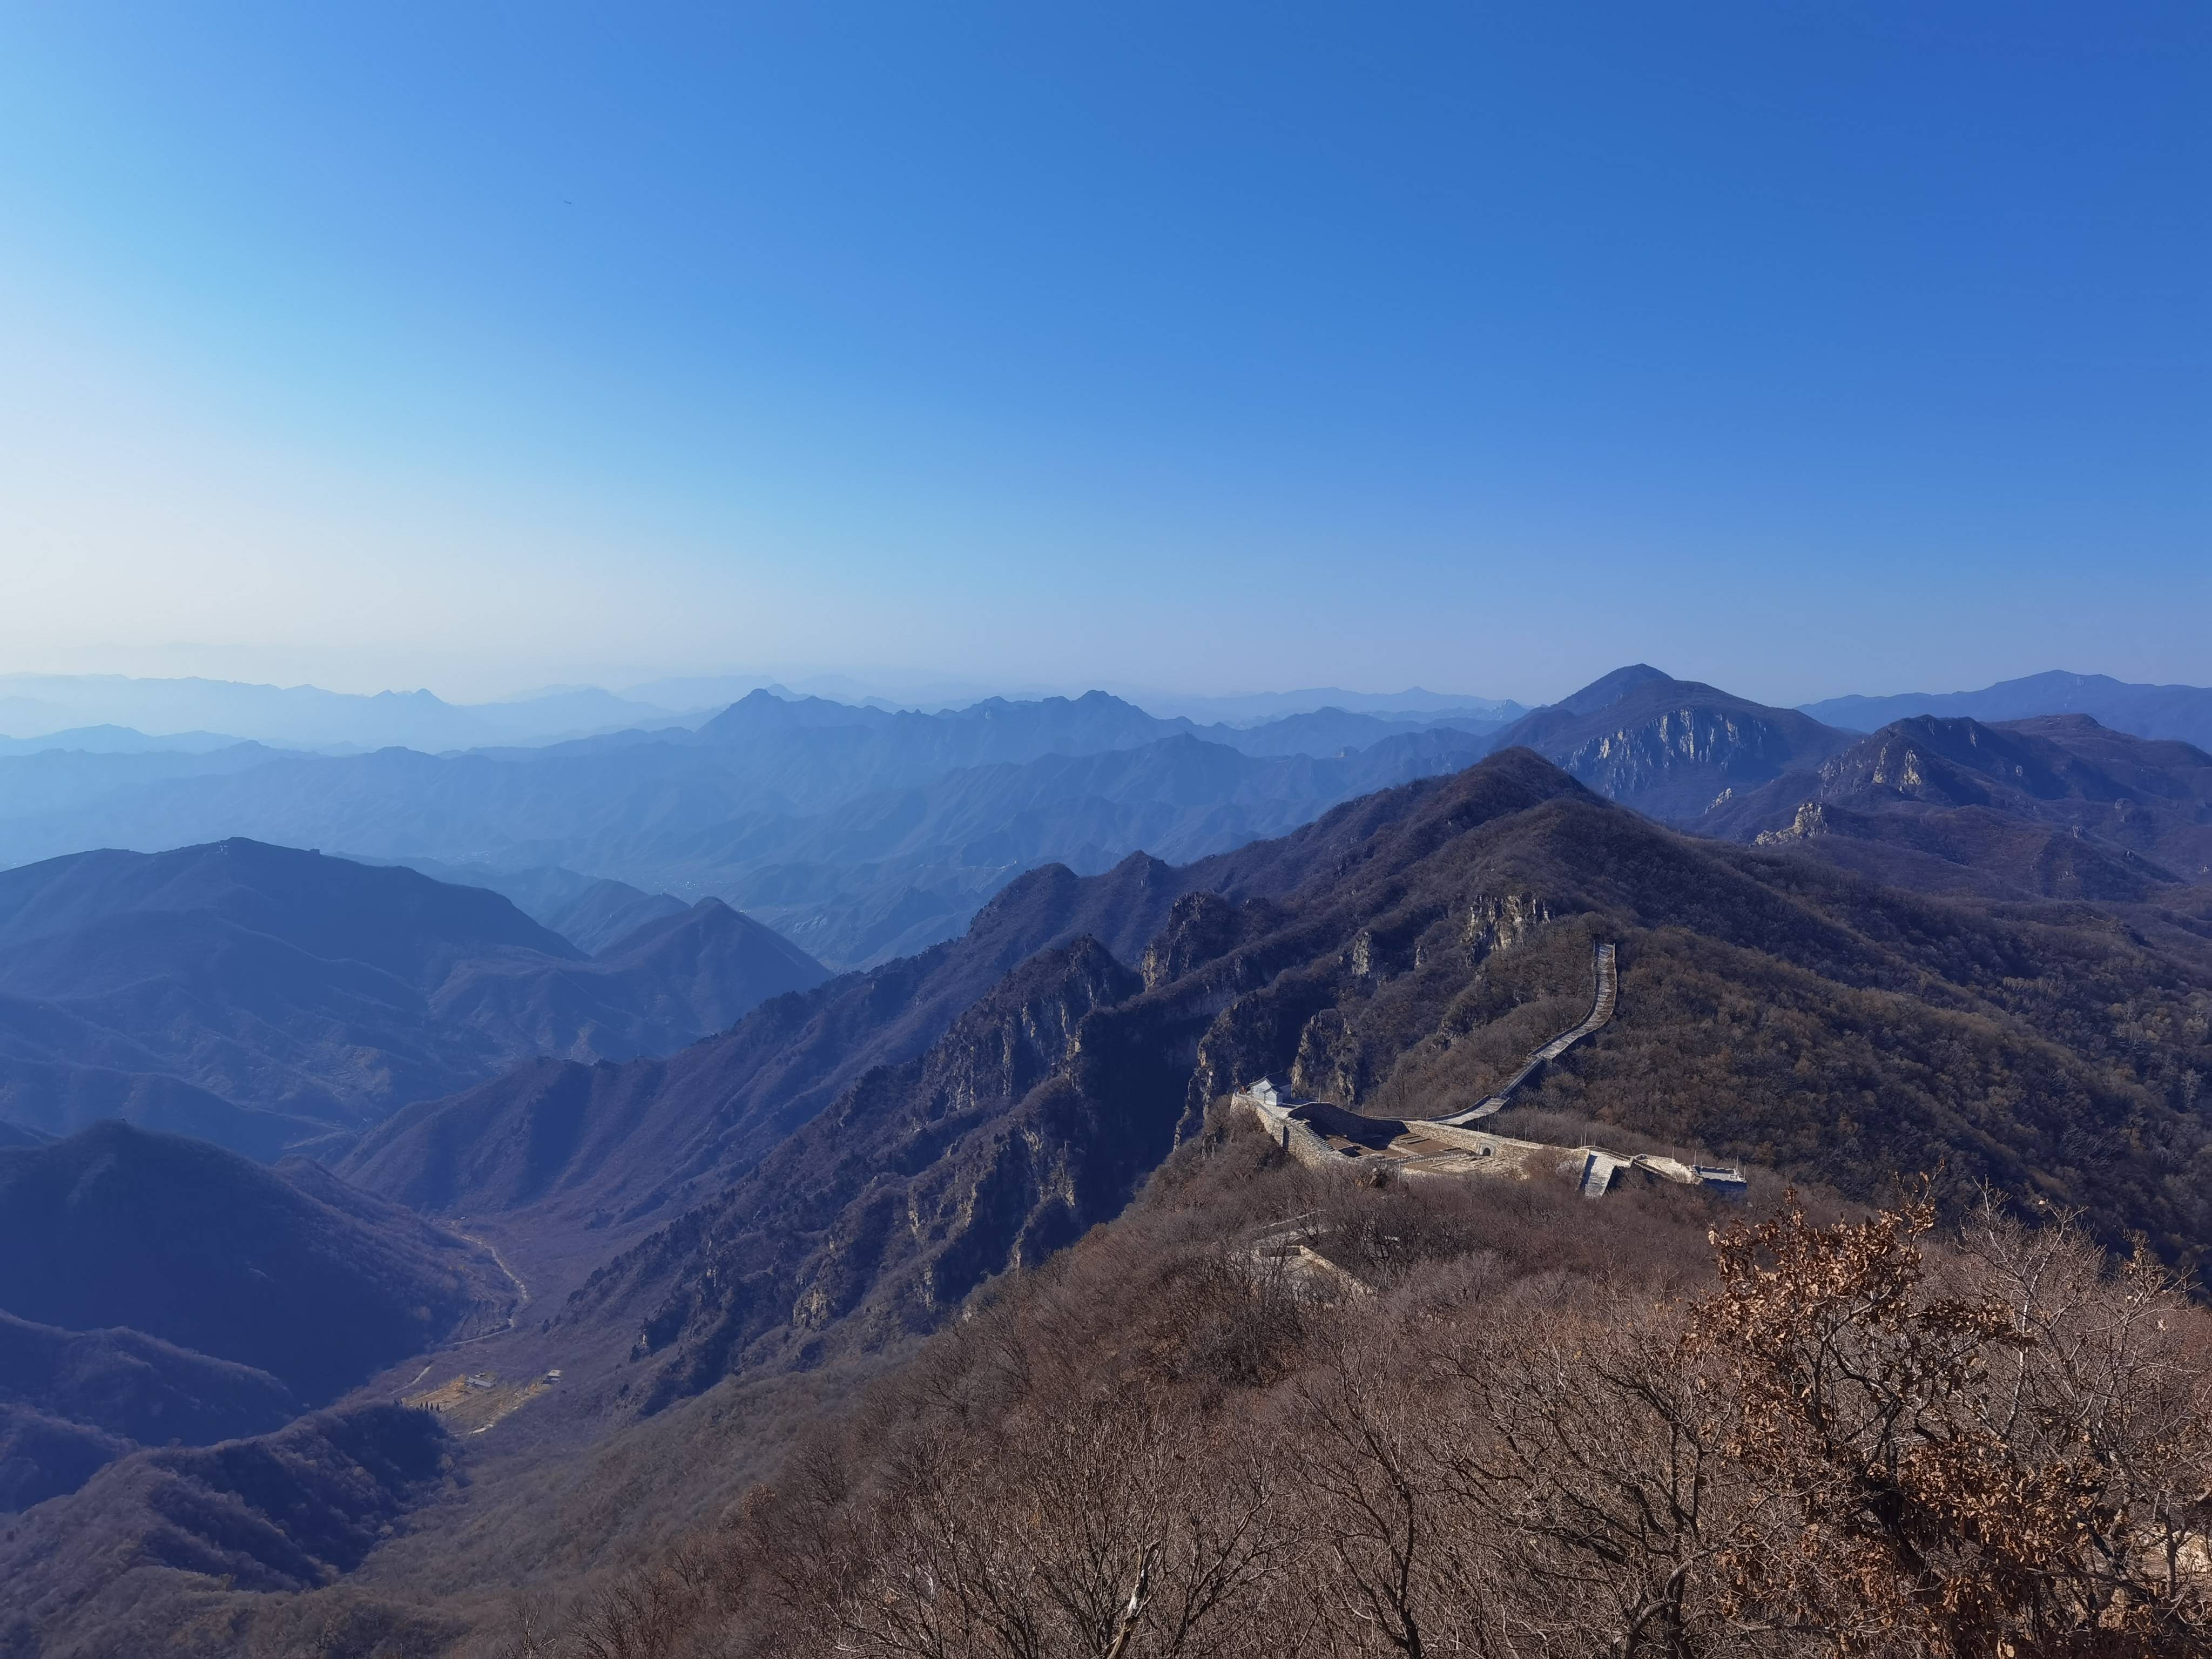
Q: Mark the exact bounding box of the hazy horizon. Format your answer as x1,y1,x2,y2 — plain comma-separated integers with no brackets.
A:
5,6,2204,706
8,12,2212,1651
6,656,2211,733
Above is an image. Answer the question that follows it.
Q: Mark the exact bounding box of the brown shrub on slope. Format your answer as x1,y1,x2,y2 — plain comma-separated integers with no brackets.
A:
478,1123,2212,1659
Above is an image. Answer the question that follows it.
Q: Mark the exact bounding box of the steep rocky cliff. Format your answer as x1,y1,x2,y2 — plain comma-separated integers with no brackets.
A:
577,938,1147,1407
1482,666,1851,820
339,851,1199,1238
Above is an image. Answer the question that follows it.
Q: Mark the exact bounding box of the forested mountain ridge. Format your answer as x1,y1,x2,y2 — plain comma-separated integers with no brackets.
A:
0,1123,512,1405
1705,712,2212,896
0,1123,509,1523
1487,672,2212,901
547,746,2212,1418
0,1311,301,1512
336,851,1204,1236
0,840,826,1158
0,1402,458,1646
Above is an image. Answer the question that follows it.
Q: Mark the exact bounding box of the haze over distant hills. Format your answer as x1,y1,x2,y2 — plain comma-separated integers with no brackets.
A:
10,666,2211,756
0,840,826,1158
3,669,2209,975
0,672,1526,753
0,690,1513,968
1803,671,2212,751
0,674,717,751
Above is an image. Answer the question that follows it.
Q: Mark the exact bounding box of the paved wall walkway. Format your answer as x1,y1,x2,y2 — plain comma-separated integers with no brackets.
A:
1231,943,1744,1201
1432,941,1617,1127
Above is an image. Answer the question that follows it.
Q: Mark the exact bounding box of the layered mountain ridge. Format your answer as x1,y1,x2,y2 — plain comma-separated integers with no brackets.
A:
0,840,826,1159
5,672,2208,977
1705,713,2212,898
0,692,1508,969
8,706,2212,1651
9,667,2212,1655
1805,669,2212,750
363,746,2212,1425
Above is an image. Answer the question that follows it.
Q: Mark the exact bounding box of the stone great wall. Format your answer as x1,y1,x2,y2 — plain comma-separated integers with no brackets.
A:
1434,941,1617,1126
1233,941,1744,1202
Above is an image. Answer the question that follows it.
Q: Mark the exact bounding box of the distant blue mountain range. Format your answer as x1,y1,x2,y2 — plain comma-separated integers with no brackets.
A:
1802,671,2212,750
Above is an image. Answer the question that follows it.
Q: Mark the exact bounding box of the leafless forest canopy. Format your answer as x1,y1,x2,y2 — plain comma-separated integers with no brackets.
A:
448,1120,2212,1659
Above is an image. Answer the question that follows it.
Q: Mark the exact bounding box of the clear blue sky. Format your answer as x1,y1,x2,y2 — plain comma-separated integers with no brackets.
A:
1,3,2203,705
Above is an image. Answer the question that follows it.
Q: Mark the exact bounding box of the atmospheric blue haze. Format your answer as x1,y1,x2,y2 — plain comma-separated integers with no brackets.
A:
0,3,2203,703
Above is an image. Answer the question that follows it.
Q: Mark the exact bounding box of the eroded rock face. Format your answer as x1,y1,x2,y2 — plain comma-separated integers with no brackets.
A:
1710,714,2212,899
1292,1007,1367,1103
532,739,2209,1441
1555,708,1819,814
1480,670,1852,821
1142,891,1238,990
585,936,1148,1405
1460,890,1550,962
1755,801,1830,846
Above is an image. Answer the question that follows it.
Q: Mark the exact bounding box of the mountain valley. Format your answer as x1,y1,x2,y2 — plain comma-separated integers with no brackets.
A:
4,671,2212,1656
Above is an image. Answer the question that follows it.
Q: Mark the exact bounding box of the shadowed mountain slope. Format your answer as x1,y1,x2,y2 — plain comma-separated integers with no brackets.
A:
0,1312,298,1452
0,840,825,1156
0,1123,511,1403
0,1404,455,1653
0,1044,326,1163
534,876,690,953
0,1312,300,1512
1703,714,2212,897
0,743,291,824
427,897,830,1063
362,858,693,955
0,834,573,972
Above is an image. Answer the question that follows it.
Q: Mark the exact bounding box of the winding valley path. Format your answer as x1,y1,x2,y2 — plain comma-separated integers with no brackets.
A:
1432,942,1616,1127
449,1228,532,1347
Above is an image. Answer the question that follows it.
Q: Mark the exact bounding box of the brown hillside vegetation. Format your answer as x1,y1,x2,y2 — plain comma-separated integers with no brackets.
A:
473,1120,2212,1658
609,752,2212,1419
11,752,2212,1656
